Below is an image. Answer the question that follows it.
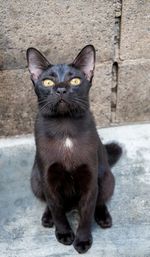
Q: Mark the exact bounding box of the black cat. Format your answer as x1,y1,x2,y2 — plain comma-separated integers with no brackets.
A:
26,45,122,254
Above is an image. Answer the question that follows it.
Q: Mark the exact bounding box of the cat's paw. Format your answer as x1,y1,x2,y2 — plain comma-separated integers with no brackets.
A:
96,214,112,228
41,211,54,228
55,229,75,245
73,236,92,254
95,209,112,228
95,204,112,229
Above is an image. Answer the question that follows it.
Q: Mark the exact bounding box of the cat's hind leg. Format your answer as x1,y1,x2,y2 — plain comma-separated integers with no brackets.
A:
31,158,53,227
95,203,112,228
95,167,115,228
42,205,54,228
31,159,45,201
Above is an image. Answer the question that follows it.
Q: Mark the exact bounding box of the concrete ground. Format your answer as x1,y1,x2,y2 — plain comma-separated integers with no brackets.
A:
0,124,150,257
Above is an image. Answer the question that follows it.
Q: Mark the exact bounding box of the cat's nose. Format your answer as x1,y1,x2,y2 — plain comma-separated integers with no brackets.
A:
56,87,67,95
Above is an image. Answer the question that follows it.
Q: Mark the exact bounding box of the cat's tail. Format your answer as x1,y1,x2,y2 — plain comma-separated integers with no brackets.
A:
105,142,122,167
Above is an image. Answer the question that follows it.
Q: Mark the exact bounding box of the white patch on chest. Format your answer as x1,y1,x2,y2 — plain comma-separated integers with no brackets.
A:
64,138,73,149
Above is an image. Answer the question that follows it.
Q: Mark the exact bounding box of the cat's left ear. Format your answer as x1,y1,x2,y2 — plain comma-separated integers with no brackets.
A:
72,45,96,81
26,48,50,81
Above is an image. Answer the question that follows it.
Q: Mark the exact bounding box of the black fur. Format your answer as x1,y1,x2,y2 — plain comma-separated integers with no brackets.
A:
26,45,122,254
105,143,122,167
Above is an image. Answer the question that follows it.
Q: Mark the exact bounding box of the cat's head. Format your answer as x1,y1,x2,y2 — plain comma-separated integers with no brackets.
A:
26,45,95,117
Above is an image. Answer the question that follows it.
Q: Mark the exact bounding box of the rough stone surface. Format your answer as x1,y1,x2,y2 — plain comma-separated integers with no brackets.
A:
0,0,150,136
120,0,150,60
90,62,112,126
0,0,115,69
0,124,150,256
0,49,26,70
0,69,36,136
115,60,150,123
0,0,116,135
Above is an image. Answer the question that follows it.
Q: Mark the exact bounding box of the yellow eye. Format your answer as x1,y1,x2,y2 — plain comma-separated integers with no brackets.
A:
43,79,55,87
70,78,81,86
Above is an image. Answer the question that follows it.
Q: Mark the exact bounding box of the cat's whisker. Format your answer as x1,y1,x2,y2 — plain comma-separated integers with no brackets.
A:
39,101,51,112
72,97,88,106
38,98,47,104
71,98,88,111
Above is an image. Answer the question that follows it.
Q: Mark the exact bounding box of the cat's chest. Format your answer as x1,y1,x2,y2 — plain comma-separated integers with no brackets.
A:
58,136,75,159
50,136,77,170
38,131,97,171
62,137,74,150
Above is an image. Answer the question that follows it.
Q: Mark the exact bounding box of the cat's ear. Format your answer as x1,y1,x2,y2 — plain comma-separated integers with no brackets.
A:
72,45,95,81
26,48,50,81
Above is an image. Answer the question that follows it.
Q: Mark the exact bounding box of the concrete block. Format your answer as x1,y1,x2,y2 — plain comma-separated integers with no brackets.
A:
91,62,112,127
115,60,150,123
120,0,150,60
0,0,115,69
0,69,36,136
0,48,26,70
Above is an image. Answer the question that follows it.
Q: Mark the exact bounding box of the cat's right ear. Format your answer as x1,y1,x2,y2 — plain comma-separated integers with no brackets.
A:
26,48,50,81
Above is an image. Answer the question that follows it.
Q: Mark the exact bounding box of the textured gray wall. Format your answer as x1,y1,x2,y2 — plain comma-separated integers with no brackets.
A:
0,0,150,136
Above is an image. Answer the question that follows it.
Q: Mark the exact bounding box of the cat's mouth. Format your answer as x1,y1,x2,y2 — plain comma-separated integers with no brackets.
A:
56,98,69,113
59,99,65,103
58,98,66,105
57,96,69,104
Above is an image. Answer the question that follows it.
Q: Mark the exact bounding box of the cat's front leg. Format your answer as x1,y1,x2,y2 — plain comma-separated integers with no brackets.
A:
43,163,75,245
47,200,75,245
74,185,98,253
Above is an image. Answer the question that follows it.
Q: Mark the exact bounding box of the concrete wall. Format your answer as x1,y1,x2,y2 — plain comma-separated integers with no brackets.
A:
0,0,150,136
